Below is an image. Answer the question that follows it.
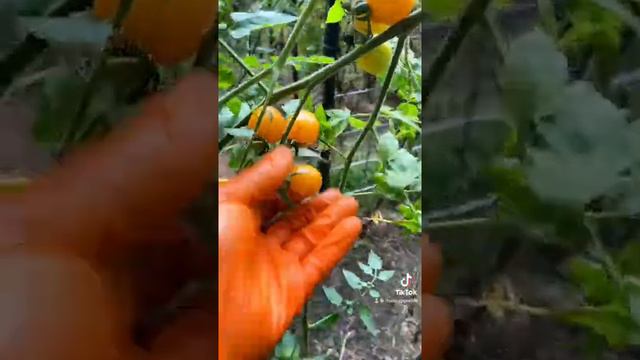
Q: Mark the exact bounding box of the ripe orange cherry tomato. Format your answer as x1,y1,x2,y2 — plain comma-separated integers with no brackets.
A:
353,19,389,35
248,106,288,144
357,0,415,26
289,110,320,147
93,0,216,65
288,165,322,202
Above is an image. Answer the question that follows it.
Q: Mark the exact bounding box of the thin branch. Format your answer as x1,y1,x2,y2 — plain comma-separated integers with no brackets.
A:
339,34,408,191
338,331,354,360
280,87,313,144
423,0,492,107
219,39,268,93
584,219,624,286
426,196,498,221
218,11,423,147
425,217,493,230
219,67,271,106
272,11,423,103
58,0,136,154
237,0,322,169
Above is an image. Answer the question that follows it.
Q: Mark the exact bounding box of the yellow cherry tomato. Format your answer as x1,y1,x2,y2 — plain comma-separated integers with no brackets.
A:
288,165,322,202
288,110,320,147
248,106,288,144
94,0,216,65
356,42,392,77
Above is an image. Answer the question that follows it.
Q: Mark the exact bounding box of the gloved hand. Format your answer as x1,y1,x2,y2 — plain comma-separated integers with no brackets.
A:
422,237,453,360
0,72,217,359
219,147,362,359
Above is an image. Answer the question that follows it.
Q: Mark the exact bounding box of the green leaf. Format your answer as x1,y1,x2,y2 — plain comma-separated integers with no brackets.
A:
227,97,243,116
15,0,64,15
282,99,301,118
348,117,367,130
322,286,344,306
229,11,297,38
35,73,84,140
567,257,619,304
377,132,399,164
358,305,379,336
0,2,21,58
297,148,322,159
20,15,111,46
367,250,383,270
219,65,236,90
525,82,637,206
589,0,640,36
243,55,261,69
322,109,349,145
627,279,640,326
561,305,640,347
383,104,421,132
377,270,395,281
326,0,345,24
424,0,467,21
343,269,366,290
369,289,381,298
617,242,640,276
384,149,421,190
286,55,335,67
225,128,254,138
501,30,568,125
309,312,340,331
398,203,422,234
274,331,300,359
358,261,373,276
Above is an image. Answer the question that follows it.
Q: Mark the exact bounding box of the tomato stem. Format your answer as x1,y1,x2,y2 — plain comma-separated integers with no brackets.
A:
237,0,323,170
339,33,409,191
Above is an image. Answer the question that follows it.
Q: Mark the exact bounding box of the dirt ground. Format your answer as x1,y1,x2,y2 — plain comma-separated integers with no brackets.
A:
435,226,640,360
303,222,422,360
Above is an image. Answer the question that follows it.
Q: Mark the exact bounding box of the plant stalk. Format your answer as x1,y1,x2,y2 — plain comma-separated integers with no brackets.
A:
339,34,409,191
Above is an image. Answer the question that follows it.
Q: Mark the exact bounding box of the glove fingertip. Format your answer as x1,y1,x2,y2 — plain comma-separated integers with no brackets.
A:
301,216,362,287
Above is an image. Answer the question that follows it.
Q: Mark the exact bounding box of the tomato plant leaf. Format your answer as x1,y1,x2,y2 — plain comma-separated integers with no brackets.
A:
326,0,345,24
525,82,637,206
273,331,301,359
377,270,395,282
282,99,301,118
229,11,298,39
343,269,366,290
377,132,399,164
225,128,254,139
501,30,567,127
358,305,379,336
561,305,640,347
567,257,619,304
424,0,467,21
384,149,421,190
348,117,367,130
358,261,373,276
367,250,383,270
322,286,343,306
20,15,111,47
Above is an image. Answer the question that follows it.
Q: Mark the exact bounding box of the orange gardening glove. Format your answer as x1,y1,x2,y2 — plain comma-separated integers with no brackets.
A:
0,72,217,360
422,237,454,360
219,147,363,360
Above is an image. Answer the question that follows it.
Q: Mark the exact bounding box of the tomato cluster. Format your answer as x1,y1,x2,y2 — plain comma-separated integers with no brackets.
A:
248,107,320,147
246,107,323,202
